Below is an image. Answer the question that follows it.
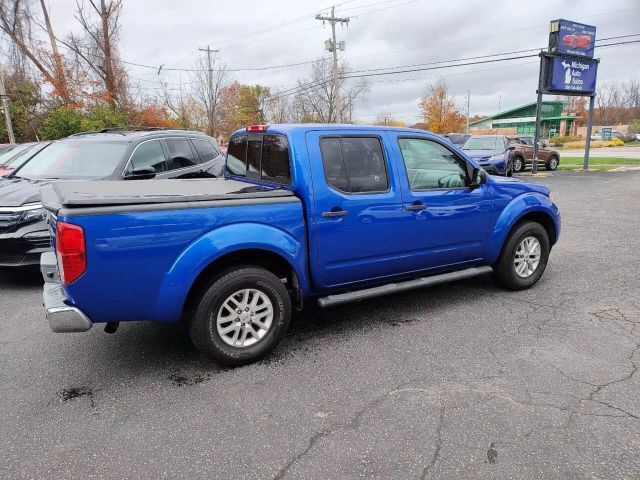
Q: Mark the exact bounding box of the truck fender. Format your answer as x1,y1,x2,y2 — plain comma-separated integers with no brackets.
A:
485,193,560,265
151,223,308,322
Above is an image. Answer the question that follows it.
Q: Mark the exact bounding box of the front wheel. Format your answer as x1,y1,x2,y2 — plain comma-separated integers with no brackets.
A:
546,156,559,171
505,160,513,177
188,266,292,366
492,221,550,291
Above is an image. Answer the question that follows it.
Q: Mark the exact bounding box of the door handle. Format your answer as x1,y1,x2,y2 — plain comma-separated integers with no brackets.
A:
404,203,427,211
322,210,348,218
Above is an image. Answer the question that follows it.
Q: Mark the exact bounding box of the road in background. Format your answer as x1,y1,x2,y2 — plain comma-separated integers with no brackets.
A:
1,171,639,479
562,145,640,158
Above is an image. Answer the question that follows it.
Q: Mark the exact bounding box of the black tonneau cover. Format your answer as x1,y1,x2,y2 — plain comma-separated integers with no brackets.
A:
40,179,295,212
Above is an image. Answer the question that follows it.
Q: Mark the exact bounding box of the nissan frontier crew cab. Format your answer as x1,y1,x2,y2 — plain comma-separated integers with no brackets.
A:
40,124,560,366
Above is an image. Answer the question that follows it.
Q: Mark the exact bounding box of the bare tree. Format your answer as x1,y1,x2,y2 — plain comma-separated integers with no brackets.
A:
621,79,640,119
267,93,290,123
192,54,228,137
62,0,126,107
160,78,205,130
0,0,71,103
36,0,69,102
595,82,622,125
292,58,367,123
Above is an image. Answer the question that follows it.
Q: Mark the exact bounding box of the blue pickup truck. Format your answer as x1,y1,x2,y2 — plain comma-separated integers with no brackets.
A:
40,124,560,366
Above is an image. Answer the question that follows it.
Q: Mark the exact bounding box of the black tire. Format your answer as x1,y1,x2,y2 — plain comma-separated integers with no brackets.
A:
546,156,559,171
512,156,525,173
491,221,550,291
188,266,291,366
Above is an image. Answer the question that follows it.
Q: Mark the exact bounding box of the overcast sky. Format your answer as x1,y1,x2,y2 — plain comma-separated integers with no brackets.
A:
43,0,640,124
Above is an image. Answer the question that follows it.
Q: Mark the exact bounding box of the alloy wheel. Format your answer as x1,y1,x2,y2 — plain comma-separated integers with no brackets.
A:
513,157,523,172
215,289,274,348
513,236,541,278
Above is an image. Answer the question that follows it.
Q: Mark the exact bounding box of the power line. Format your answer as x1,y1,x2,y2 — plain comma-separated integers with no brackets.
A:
346,33,640,75
268,38,639,103
211,1,358,46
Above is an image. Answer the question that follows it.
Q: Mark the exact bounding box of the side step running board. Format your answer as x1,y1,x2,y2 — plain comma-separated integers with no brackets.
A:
317,266,493,308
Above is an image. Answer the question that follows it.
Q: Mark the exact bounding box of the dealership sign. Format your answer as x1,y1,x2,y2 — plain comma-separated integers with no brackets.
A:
549,19,596,58
548,57,598,94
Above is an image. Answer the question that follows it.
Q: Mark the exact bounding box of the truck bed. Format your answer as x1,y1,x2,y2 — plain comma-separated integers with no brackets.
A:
40,178,295,213
40,177,305,325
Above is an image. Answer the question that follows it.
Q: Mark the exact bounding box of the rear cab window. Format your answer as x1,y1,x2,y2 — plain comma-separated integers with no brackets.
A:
226,133,291,185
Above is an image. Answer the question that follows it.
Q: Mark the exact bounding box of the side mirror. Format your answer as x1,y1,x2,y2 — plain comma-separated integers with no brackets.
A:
470,168,487,188
124,166,156,180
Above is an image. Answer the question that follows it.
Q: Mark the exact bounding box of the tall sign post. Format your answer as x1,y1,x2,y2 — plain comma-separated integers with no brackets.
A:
532,19,599,173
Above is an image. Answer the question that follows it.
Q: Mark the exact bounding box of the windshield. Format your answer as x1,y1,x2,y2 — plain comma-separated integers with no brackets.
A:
462,137,505,151
0,145,30,165
2,144,44,169
14,141,129,179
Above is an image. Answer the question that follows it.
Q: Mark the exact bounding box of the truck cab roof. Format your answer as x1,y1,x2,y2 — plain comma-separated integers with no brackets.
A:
231,124,437,137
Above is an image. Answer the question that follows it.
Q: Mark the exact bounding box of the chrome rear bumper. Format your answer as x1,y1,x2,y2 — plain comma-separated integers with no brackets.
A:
41,252,92,333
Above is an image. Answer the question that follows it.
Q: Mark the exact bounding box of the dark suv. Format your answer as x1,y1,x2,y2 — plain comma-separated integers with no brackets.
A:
0,128,223,267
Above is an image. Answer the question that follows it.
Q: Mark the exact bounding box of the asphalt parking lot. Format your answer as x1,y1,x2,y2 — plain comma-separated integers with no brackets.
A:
1,170,639,479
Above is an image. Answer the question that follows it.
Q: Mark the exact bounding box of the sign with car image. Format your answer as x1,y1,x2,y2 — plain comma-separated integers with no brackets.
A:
550,19,596,58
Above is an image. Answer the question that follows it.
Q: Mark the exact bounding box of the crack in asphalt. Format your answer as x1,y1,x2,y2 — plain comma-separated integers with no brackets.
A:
420,403,445,479
272,379,419,480
543,340,640,428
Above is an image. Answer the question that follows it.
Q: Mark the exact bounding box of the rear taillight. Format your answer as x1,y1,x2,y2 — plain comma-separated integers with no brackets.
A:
56,221,86,285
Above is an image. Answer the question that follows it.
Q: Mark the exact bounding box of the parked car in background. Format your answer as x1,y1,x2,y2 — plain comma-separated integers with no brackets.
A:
0,144,32,170
0,128,223,267
508,136,560,172
443,133,471,147
0,144,16,154
461,135,514,176
40,124,560,366
0,142,51,177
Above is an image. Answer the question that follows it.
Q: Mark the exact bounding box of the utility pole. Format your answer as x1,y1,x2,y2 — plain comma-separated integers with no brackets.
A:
316,7,349,123
466,90,470,134
198,45,219,136
0,66,15,144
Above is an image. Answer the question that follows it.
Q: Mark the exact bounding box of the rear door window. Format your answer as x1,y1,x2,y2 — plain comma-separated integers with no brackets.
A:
319,136,389,193
191,139,220,163
128,140,168,173
164,138,198,170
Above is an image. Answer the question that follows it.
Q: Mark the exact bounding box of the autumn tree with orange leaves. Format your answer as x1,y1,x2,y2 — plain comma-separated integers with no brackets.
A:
418,79,465,134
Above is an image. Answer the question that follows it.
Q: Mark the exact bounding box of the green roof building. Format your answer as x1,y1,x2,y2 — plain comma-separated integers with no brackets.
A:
469,101,577,137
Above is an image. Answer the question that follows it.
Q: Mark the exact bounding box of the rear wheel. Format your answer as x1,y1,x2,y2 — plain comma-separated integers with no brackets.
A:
546,156,559,171
492,221,550,290
188,266,291,366
512,156,525,173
